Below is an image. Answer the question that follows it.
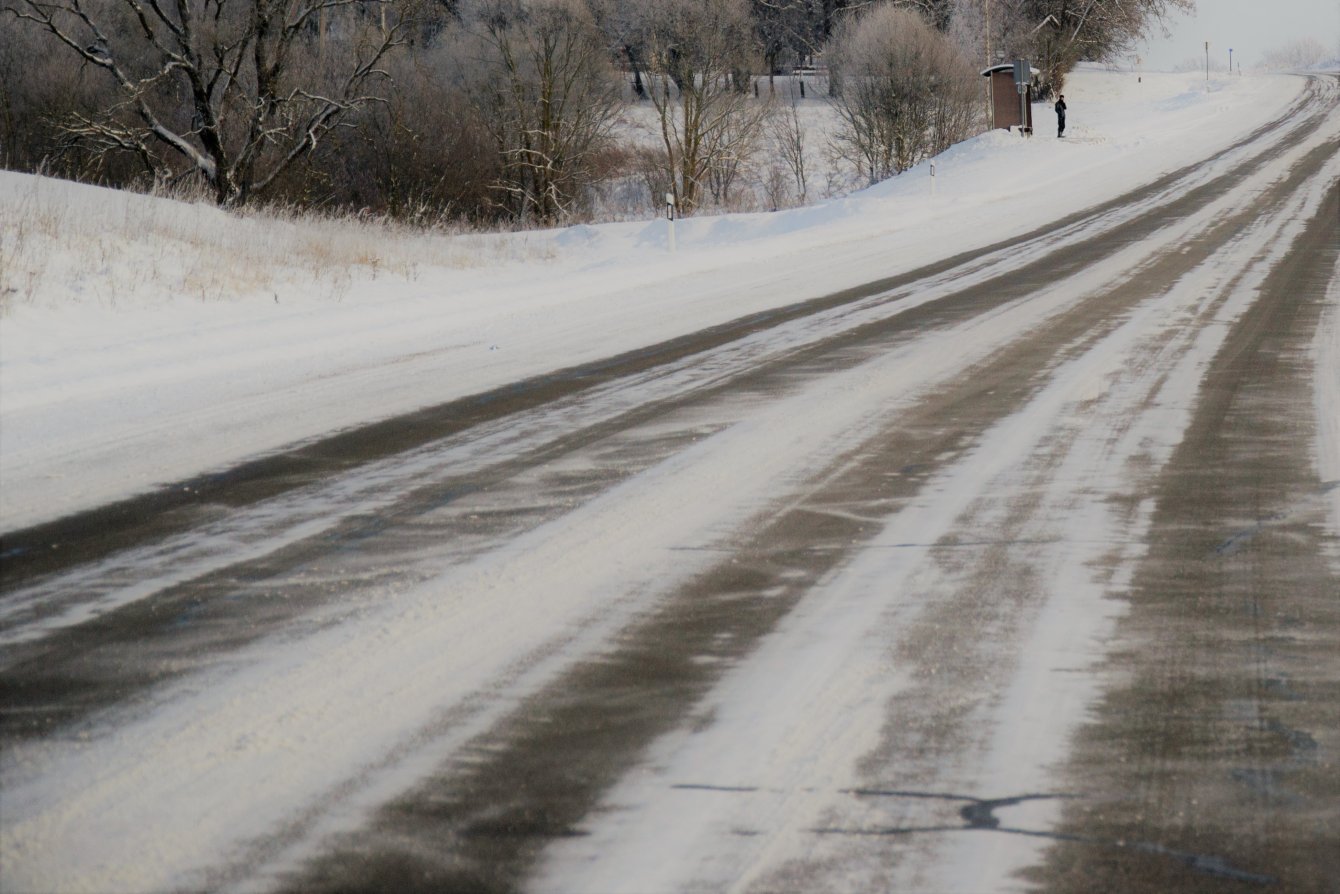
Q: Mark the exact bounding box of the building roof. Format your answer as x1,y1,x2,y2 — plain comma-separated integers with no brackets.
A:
981,63,1042,77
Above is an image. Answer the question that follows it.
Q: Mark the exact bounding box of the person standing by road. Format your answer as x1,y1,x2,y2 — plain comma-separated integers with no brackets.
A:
1055,94,1067,138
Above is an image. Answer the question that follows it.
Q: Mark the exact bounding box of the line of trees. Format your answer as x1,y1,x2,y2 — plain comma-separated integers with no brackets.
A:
1260,38,1337,72
2,0,410,206
0,0,1192,224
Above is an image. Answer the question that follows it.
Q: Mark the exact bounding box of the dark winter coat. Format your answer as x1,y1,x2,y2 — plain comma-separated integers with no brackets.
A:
1055,99,1067,119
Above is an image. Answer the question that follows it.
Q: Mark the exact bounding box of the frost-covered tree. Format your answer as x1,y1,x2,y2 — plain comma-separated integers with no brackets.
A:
586,0,652,98
947,0,1034,68
882,0,954,31
768,96,808,203
1261,37,1331,71
1021,0,1193,92
828,3,979,184
643,0,768,213
750,0,815,83
941,0,1192,94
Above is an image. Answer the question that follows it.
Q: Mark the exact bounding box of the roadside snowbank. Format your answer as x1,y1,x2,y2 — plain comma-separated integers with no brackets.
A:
0,68,1307,531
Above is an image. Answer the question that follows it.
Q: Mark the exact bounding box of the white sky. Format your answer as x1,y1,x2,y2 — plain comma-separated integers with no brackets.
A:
1138,0,1340,70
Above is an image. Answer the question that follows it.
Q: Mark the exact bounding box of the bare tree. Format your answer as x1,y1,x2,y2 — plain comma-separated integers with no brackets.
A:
751,0,810,89
291,37,501,221
462,0,619,223
747,0,890,58
0,14,121,177
768,94,808,203
2,0,408,205
703,95,768,206
643,0,768,214
882,0,953,30
1021,0,1193,93
586,0,651,99
828,4,980,184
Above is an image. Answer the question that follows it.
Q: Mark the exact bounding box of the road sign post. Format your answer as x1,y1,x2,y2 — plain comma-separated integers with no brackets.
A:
1012,59,1031,136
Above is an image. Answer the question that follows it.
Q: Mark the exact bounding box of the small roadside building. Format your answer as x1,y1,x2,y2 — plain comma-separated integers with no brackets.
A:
982,62,1039,133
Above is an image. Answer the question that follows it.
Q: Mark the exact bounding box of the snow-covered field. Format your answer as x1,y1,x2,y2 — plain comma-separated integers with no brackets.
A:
0,66,1310,533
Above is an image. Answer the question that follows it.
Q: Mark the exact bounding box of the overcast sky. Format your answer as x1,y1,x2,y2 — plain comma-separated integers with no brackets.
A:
1137,0,1340,70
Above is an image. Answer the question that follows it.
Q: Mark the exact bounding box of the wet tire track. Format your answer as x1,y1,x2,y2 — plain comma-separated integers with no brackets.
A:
0,78,1335,894
0,76,1324,592
1,84,1333,755
266,98,1340,892
1034,180,1340,889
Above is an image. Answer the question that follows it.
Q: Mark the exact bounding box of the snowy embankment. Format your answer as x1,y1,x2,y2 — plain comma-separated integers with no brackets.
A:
0,68,1307,532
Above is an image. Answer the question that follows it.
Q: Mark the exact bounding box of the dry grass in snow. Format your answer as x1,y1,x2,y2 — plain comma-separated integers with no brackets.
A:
0,172,559,315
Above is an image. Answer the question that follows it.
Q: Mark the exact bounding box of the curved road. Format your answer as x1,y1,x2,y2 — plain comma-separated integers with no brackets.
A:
2,74,1338,893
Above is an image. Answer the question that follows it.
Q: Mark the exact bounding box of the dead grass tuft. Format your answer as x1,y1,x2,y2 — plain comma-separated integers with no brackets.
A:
0,172,562,314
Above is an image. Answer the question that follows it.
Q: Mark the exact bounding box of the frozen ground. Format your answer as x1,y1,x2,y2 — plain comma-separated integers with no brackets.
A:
0,66,1312,532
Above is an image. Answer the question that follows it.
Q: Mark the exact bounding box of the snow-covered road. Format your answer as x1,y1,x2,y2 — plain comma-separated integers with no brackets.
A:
1,72,1338,893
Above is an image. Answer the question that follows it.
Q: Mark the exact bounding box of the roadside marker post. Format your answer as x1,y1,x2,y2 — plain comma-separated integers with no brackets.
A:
666,192,676,253
930,161,937,196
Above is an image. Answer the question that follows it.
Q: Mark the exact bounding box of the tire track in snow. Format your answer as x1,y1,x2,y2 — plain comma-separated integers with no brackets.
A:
0,73,1326,591
0,75,1333,752
0,78,1335,894
258,92,1340,894
527,124,1340,894
1035,167,1340,890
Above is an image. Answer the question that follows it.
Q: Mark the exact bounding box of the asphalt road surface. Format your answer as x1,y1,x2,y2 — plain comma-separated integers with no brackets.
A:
2,75,1337,893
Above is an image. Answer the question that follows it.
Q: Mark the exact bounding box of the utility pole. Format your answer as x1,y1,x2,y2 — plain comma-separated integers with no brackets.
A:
1205,40,1210,90
1229,47,1234,75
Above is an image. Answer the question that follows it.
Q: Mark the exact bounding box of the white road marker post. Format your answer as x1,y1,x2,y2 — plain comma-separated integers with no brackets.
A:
930,161,937,197
665,192,676,253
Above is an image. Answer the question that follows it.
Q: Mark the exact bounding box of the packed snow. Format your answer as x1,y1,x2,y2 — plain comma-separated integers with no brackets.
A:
0,66,1315,533
2,65,1339,894
537,120,1340,892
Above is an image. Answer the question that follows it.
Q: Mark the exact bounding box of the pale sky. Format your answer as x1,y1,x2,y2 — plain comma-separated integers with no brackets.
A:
1138,0,1340,70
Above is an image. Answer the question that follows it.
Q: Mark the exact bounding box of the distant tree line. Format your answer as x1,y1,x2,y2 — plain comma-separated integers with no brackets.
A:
1260,38,1336,71
0,0,1190,224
